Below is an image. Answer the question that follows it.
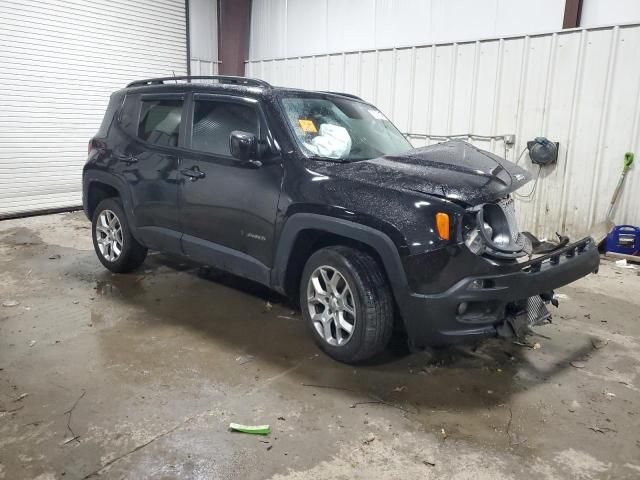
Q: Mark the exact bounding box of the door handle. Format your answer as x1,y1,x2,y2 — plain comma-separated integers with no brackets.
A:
116,154,138,165
181,166,206,181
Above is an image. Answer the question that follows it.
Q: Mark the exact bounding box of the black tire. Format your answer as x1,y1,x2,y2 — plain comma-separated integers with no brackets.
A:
299,246,394,363
92,197,147,273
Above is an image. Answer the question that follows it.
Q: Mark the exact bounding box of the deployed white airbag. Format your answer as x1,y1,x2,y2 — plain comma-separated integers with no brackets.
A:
304,123,352,159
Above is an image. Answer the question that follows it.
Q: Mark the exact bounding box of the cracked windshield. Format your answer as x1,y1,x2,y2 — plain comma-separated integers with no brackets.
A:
281,95,412,161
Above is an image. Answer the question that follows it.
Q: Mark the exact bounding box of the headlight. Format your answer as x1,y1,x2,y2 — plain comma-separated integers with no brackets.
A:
464,198,529,258
482,203,513,246
464,223,490,254
492,231,511,247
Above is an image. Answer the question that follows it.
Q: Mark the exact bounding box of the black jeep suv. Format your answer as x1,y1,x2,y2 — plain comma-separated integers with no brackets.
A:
83,75,599,363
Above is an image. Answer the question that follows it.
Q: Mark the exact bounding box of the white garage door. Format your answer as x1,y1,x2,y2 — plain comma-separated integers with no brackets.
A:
0,0,187,218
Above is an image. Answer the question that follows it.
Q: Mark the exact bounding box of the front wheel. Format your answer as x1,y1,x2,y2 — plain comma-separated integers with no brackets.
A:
299,246,394,363
92,198,147,273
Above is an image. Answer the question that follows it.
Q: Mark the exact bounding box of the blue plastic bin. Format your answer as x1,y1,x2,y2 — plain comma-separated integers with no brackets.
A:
605,225,640,256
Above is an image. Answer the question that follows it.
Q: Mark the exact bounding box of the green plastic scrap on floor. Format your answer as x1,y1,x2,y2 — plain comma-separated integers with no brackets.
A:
229,423,271,435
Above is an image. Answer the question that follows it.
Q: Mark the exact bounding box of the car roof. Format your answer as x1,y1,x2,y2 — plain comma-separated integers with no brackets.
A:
122,75,366,103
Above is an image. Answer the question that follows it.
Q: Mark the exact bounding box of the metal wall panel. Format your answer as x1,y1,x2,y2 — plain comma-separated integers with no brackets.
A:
249,0,566,60
189,0,219,75
581,0,640,27
189,0,218,62
0,0,189,217
249,0,288,60
190,59,220,76
247,24,640,239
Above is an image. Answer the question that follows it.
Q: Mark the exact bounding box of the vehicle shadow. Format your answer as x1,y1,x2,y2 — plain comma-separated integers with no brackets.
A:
94,252,602,438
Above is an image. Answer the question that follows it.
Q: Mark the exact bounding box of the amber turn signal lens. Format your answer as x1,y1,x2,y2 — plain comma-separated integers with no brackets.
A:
436,212,450,240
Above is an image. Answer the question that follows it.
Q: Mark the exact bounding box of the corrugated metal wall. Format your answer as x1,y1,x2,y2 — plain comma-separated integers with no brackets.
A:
0,0,188,217
249,0,566,60
189,0,220,75
581,0,640,27
247,24,640,239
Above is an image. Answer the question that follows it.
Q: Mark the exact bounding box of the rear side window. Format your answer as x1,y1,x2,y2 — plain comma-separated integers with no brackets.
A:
191,100,258,156
96,92,124,137
119,95,140,136
138,100,183,147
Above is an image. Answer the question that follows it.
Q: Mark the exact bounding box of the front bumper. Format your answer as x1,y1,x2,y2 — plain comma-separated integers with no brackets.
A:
398,237,600,348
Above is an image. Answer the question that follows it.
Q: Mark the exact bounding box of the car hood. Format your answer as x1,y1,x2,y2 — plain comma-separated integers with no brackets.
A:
316,140,532,205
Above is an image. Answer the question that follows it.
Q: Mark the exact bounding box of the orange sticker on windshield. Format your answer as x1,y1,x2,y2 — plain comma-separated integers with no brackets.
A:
298,119,317,133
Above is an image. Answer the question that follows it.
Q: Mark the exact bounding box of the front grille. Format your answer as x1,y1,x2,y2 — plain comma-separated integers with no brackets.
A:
496,196,518,242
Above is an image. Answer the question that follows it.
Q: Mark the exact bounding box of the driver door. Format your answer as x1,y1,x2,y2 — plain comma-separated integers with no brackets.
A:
179,93,282,283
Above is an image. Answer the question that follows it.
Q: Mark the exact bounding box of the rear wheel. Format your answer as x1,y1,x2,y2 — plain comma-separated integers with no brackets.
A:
92,198,147,273
299,246,394,363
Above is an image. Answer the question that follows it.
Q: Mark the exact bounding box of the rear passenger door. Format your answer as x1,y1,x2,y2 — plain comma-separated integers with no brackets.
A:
179,93,283,284
116,93,185,252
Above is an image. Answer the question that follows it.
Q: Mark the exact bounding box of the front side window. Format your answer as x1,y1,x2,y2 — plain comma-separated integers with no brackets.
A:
280,95,411,162
137,99,183,147
191,100,258,156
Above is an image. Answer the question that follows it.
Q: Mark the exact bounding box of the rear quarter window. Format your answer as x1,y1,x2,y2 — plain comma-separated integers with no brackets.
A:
96,92,124,138
118,94,140,137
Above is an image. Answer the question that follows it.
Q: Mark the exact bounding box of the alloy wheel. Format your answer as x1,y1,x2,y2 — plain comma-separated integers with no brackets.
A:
95,209,124,262
307,265,356,346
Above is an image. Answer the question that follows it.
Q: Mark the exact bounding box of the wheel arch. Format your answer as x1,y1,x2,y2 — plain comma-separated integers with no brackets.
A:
83,172,138,235
272,214,409,304
85,181,120,219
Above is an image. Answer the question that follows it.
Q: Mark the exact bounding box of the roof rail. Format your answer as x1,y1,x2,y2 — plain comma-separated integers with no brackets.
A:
322,91,364,101
126,75,272,89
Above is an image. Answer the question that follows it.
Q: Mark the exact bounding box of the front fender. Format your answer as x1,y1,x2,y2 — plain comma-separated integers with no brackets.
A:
281,163,465,256
271,213,409,299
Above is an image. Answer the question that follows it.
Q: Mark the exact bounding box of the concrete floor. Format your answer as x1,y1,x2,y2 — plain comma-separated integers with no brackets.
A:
1,212,639,480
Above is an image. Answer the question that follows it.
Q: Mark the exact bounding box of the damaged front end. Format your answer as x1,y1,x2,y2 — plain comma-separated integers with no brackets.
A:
397,225,599,349
497,294,554,340
332,140,601,348
463,196,532,259
459,194,595,341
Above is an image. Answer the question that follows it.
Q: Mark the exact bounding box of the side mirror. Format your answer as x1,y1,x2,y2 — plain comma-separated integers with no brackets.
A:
229,131,257,163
